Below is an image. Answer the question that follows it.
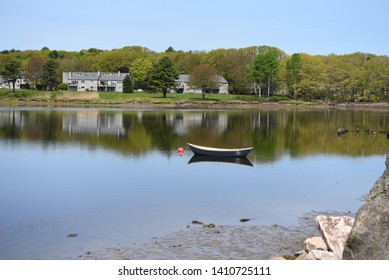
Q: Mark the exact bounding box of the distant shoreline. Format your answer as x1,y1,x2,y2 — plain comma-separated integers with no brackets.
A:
1,95,389,111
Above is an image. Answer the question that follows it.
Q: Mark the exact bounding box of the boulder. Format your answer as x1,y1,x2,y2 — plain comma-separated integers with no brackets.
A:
306,250,341,260
304,236,327,252
295,251,308,260
343,201,389,260
269,256,286,260
367,154,389,201
315,215,354,255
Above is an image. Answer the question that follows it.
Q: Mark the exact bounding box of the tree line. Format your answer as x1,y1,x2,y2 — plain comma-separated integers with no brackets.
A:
1,45,389,101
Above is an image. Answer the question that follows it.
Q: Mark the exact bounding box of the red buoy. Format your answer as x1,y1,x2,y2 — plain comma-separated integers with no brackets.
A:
177,147,184,156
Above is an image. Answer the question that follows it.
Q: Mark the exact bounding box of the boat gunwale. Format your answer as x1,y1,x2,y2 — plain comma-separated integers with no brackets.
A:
187,143,253,152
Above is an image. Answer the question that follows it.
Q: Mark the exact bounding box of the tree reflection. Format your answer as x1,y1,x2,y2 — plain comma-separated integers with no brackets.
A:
1,108,389,163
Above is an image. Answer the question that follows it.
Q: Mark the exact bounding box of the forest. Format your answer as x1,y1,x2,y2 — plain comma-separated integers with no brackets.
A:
1,45,389,102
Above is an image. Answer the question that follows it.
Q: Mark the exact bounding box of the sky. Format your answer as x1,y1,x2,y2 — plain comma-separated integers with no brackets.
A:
2,0,389,55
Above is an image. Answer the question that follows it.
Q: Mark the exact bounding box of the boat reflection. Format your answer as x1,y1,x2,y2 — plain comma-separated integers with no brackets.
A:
188,155,253,167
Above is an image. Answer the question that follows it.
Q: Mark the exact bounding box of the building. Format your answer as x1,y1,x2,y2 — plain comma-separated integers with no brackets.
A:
175,74,228,94
63,72,129,92
0,76,28,89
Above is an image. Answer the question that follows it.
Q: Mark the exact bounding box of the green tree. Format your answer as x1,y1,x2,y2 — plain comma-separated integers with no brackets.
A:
189,64,219,99
286,53,302,99
41,60,59,90
294,54,327,100
123,74,134,93
1,59,22,92
165,46,175,52
131,57,154,89
252,50,280,97
149,56,178,97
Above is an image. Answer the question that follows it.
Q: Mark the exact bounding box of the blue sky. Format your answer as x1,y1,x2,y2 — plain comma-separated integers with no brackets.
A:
2,0,389,55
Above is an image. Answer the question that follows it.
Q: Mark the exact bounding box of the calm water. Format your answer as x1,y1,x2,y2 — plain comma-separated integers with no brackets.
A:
0,107,388,259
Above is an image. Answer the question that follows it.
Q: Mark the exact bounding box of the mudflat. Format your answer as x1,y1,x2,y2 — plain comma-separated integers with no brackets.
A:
76,211,348,260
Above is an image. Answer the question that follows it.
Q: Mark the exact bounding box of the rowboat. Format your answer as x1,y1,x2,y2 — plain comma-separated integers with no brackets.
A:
188,155,253,167
187,143,253,157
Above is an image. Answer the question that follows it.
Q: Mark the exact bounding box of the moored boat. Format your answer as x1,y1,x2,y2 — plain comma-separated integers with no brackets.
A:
187,143,253,157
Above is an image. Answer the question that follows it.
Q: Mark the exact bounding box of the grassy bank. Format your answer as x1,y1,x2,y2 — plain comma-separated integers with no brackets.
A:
0,89,295,106
2,89,388,110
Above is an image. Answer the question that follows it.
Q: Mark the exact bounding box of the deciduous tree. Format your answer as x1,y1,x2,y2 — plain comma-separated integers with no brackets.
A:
252,50,280,97
41,60,59,90
25,56,46,89
1,59,22,92
189,64,219,99
286,53,302,99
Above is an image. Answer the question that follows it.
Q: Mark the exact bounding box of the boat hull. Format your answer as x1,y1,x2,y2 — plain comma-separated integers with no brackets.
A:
187,143,253,157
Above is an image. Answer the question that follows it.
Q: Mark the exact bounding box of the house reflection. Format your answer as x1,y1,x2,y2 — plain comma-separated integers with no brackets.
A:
62,111,126,136
165,112,228,135
0,110,25,129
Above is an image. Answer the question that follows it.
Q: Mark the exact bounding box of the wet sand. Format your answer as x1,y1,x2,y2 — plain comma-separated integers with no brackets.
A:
76,211,350,260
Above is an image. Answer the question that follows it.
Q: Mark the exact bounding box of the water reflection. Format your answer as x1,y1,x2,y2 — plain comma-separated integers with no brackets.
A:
62,111,126,136
0,108,389,161
188,155,253,167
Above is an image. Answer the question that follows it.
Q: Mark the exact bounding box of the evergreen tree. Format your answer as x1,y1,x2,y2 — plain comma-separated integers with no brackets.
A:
149,56,178,97
123,74,134,93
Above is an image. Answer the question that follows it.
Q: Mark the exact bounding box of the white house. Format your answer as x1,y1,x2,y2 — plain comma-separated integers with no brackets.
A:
0,76,28,89
175,74,228,94
63,71,129,92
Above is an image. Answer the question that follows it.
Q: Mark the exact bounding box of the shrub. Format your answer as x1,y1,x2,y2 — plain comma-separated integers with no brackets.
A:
58,83,68,90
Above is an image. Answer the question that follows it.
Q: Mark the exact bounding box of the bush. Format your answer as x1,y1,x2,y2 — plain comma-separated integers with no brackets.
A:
58,83,68,90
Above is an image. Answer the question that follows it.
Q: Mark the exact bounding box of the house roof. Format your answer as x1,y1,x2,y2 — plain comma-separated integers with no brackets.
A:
99,73,126,81
176,74,228,84
68,72,100,81
67,72,128,81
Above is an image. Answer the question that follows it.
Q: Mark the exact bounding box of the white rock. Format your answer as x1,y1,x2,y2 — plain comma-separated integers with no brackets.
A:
316,215,354,255
307,250,341,260
304,236,328,253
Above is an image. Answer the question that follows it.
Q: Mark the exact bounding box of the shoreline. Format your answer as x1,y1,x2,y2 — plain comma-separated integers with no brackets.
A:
76,210,353,260
2,98,389,111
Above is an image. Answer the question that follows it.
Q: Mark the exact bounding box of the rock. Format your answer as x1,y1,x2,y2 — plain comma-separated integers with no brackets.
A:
306,250,341,260
269,256,286,260
295,251,308,260
202,223,215,228
315,215,354,255
367,154,389,202
343,201,389,260
304,236,327,253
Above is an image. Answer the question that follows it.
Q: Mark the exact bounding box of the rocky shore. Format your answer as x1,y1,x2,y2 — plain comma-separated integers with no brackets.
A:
278,154,389,260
